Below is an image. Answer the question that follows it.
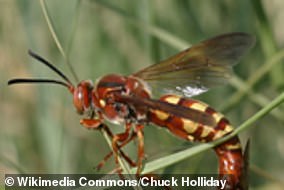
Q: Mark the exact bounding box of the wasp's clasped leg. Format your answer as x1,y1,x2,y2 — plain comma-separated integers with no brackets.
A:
80,118,103,129
96,131,138,171
111,123,133,172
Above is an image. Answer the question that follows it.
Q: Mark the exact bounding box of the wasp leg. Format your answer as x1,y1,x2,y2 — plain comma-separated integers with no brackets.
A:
96,151,113,171
135,124,145,175
112,123,132,171
118,131,138,167
80,120,138,174
97,131,138,171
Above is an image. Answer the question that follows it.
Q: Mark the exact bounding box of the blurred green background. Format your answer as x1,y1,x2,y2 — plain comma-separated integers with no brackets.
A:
1,0,284,189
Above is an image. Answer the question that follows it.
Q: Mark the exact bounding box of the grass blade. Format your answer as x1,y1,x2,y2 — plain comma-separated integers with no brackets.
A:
39,0,79,82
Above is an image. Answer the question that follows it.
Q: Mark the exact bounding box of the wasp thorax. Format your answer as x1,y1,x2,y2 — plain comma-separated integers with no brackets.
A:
73,80,94,115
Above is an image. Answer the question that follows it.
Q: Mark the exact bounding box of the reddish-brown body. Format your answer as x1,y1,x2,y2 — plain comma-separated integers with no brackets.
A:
74,74,245,189
8,33,254,190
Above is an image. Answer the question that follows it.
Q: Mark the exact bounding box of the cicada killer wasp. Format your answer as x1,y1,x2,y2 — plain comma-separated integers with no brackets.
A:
8,32,255,189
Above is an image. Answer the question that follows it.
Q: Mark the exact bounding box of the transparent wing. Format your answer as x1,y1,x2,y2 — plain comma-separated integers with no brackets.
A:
132,33,255,97
115,94,216,126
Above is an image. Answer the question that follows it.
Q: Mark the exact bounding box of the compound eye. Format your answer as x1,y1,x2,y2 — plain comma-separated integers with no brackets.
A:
73,87,84,114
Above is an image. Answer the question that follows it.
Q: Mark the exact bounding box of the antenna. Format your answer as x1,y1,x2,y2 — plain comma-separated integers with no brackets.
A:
8,50,74,91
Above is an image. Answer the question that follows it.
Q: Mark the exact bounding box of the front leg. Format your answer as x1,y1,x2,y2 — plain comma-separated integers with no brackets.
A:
80,118,103,129
97,131,138,170
112,123,132,168
80,119,138,174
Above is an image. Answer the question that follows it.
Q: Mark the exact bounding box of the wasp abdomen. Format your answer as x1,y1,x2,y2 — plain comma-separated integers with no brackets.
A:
149,94,234,142
148,94,245,189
